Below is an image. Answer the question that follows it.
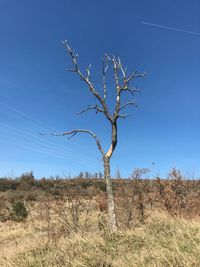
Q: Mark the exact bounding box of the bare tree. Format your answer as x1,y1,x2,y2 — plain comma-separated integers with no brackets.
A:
51,41,145,232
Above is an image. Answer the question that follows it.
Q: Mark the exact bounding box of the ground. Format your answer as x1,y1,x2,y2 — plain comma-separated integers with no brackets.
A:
0,199,199,267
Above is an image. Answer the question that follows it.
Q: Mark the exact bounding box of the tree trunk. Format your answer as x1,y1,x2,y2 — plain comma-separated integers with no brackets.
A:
103,156,117,232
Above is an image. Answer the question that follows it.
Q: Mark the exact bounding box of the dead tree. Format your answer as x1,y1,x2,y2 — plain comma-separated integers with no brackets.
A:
51,41,145,232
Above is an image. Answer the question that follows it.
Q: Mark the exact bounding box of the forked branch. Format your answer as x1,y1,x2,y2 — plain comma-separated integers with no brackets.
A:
49,129,105,156
120,72,146,92
63,40,113,122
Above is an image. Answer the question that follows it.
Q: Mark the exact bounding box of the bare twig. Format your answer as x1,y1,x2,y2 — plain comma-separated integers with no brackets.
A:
119,101,138,111
120,71,146,91
77,105,104,115
102,56,108,100
121,87,141,95
117,114,131,119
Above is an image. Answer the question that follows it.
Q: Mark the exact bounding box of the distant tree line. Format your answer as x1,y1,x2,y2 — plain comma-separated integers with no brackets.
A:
0,171,107,194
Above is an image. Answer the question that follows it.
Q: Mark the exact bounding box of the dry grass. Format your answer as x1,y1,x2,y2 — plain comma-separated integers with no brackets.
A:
0,205,199,267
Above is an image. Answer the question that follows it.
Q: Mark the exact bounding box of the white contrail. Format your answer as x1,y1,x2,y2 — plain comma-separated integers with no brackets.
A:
140,21,200,36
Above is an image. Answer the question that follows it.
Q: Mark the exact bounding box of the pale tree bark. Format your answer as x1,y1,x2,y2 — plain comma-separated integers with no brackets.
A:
103,155,117,232
48,41,146,232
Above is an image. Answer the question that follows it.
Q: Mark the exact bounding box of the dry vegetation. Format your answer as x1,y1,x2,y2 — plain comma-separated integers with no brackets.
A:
0,168,200,266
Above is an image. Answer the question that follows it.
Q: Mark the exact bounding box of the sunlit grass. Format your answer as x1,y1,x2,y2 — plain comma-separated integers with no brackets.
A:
1,210,199,267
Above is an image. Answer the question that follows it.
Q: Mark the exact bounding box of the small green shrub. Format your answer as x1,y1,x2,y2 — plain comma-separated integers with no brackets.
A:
11,201,28,221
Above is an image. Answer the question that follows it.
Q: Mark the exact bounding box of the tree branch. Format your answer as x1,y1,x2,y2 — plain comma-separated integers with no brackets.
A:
120,71,146,91
117,114,131,119
63,40,113,122
45,129,105,156
105,55,122,117
86,64,92,81
121,87,141,95
102,56,108,100
119,101,138,111
77,105,104,115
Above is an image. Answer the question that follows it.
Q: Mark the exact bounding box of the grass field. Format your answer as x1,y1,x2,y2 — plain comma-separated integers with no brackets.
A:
0,171,200,266
0,202,200,267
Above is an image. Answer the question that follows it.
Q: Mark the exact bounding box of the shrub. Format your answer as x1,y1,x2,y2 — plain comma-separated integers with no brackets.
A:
11,201,28,221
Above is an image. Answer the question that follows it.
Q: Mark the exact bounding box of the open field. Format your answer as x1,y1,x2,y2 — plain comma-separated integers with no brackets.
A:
0,170,200,266
0,208,200,267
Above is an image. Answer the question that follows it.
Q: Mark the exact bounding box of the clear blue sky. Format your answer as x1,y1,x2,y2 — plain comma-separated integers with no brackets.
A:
0,0,200,178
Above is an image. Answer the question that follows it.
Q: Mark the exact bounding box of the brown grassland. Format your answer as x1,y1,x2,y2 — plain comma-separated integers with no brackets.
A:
0,168,200,267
